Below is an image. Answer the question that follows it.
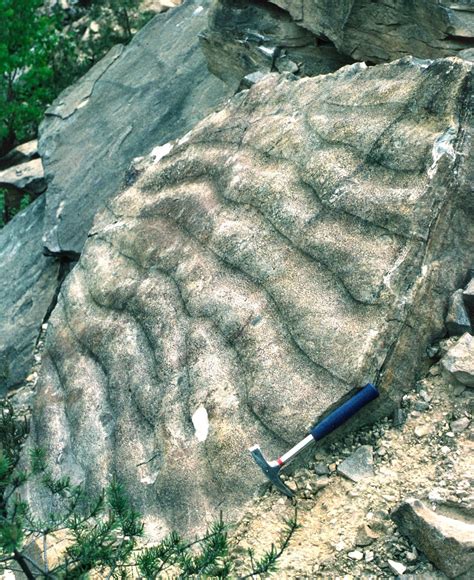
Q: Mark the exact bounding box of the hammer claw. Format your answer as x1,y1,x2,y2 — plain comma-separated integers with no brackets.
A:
249,445,294,497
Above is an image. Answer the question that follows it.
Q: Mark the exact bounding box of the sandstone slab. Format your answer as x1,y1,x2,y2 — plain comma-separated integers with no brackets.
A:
267,0,474,63
392,498,474,578
0,197,61,394
28,57,474,534
39,0,232,256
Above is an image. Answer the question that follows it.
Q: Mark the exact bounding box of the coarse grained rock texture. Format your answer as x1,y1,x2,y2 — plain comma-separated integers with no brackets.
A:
392,498,474,578
200,0,351,90
28,57,473,535
0,197,61,394
266,0,474,63
39,0,232,257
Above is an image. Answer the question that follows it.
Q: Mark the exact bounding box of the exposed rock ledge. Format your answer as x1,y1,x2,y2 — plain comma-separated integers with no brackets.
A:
267,0,474,63
27,57,473,535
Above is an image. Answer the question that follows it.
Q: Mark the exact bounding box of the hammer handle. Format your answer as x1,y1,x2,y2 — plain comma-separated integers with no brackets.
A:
310,383,379,441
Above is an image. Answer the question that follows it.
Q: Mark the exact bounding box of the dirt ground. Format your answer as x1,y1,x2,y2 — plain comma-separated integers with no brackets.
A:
230,354,473,578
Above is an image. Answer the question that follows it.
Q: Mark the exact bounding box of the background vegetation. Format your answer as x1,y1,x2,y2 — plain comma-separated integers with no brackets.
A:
0,0,156,226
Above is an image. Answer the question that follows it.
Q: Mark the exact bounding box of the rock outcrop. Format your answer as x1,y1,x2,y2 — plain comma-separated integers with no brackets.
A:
0,0,232,392
266,0,474,63
28,57,473,534
0,198,61,394
200,0,351,90
39,0,232,256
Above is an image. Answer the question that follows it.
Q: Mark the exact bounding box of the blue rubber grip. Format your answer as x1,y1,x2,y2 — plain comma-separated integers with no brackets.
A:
310,383,379,441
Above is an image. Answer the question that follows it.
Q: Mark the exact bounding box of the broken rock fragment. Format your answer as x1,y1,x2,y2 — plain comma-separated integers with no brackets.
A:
391,498,474,578
441,333,474,388
445,289,472,337
337,446,374,482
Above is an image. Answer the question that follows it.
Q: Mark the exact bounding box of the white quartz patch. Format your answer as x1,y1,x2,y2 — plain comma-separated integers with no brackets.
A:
192,405,209,442
428,126,457,178
151,142,174,163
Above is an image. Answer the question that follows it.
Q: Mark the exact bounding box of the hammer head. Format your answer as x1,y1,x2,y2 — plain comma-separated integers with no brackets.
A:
249,445,294,497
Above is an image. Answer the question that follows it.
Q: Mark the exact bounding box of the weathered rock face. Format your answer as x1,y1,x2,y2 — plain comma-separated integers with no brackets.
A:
267,0,474,63
200,0,351,90
39,0,232,256
29,57,473,534
0,198,61,394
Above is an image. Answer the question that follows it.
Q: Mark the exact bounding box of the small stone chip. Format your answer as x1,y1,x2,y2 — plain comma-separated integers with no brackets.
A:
348,550,364,560
337,446,374,482
387,559,407,575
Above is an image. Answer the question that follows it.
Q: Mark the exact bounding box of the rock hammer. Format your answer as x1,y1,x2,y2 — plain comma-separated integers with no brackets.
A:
249,383,379,497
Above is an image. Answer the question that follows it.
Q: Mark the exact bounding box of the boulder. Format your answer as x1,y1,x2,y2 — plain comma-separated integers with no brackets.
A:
266,0,474,63
391,498,474,578
0,158,46,195
39,0,232,256
28,57,474,534
441,333,474,387
200,0,351,90
0,197,61,394
0,140,39,171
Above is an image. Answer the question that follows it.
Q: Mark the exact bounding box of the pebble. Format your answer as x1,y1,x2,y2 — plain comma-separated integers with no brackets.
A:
355,524,378,546
419,389,432,402
387,559,406,575
41,323,48,331
314,476,330,489
314,462,330,476
414,424,433,438
365,550,374,563
348,550,363,561
450,417,470,433
428,366,440,377
414,401,429,412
